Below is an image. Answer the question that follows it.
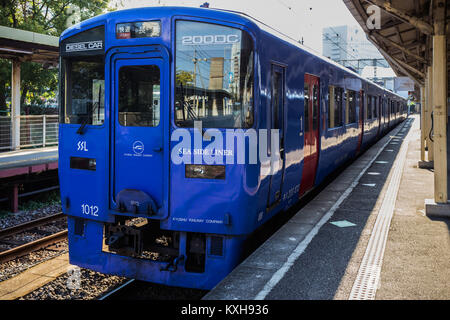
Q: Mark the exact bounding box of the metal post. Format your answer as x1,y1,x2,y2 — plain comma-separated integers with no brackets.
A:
432,34,448,203
425,0,450,215
427,66,434,162
420,86,426,161
10,184,19,213
42,115,46,147
11,60,20,150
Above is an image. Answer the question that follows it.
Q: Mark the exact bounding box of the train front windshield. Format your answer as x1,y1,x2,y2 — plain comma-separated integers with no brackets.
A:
59,25,106,126
60,57,105,126
175,21,254,128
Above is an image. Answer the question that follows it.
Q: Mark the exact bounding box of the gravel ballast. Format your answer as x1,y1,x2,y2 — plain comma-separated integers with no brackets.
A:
0,241,68,282
0,203,62,230
21,268,127,300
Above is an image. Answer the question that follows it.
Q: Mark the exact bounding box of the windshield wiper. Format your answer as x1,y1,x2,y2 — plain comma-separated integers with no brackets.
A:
76,116,89,135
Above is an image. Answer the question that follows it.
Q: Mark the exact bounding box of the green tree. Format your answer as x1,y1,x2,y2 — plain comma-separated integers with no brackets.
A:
20,62,58,106
0,0,111,35
0,59,11,114
0,0,112,113
176,70,194,86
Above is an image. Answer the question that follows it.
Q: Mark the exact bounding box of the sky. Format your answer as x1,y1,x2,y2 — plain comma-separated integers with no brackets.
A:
112,0,362,54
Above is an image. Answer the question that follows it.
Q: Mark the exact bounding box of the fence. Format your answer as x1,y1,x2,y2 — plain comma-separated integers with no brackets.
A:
0,116,12,151
0,115,59,151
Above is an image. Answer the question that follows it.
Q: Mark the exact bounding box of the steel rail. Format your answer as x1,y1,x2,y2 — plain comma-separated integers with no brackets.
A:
0,229,67,264
0,212,65,238
98,279,136,300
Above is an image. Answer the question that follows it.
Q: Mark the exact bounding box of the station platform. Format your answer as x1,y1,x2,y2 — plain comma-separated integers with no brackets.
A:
0,147,58,179
0,147,58,212
0,147,58,174
205,115,450,300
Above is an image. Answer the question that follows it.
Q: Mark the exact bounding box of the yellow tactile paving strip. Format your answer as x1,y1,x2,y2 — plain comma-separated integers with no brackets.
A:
0,253,73,300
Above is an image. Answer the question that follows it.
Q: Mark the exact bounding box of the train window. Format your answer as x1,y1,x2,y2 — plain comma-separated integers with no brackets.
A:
344,91,348,124
272,71,282,130
346,90,357,124
174,21,254,128
304,83,310,132
328,86,343,129
118,65,160,127
328,86,334,128
380,98,382,117
61,56,105,125
336,87,343,127
366,95,372,120
312,84,319,130
373,96,378,119
378,96,382,118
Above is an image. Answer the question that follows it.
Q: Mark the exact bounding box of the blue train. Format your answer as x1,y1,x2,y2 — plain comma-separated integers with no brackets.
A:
58,6,407,290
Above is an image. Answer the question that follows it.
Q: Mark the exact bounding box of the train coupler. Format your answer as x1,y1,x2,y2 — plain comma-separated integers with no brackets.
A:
160,255,185,272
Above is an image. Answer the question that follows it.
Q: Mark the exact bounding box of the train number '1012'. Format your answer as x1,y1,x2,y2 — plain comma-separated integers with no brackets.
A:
81,204,99,217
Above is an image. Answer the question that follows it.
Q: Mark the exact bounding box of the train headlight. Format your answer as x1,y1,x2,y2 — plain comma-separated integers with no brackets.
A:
70,157,96,171
185,165,225,180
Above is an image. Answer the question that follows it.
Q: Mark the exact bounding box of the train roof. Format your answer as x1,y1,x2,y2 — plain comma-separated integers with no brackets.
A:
61,6,406,101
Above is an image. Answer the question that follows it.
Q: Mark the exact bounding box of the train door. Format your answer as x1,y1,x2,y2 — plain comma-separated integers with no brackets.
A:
299,74,320,196
356,90,365,154
386,99,392,128
377,95,382,137
110,48,169,217
267,64,286,209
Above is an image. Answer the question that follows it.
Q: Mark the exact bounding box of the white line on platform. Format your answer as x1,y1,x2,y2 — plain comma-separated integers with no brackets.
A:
0,155,57,167
349,121,412,300
254,122,407,300
361,183,376,187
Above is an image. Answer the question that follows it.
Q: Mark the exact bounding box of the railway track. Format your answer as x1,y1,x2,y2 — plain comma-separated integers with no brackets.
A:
0,212,67,264
96,278,208,300
98,279,136,300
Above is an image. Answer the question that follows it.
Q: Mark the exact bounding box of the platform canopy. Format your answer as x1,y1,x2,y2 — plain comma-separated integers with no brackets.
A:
344,0,450,206
0,25,59,66
342,0,442,89
0,26,59,152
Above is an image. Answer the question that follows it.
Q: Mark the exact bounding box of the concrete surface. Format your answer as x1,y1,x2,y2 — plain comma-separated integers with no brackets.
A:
205,118,410,300
0,147,58,170
0,253,73,300
204,115,450,300
425,199,450,218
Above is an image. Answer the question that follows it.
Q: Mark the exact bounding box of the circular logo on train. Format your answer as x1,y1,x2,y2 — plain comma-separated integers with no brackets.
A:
133,141,144,154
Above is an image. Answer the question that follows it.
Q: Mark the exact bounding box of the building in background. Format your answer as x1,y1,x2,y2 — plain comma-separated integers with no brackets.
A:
323,25,412,99
360,66,409,99
322,25,389,75
361,66,396,90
